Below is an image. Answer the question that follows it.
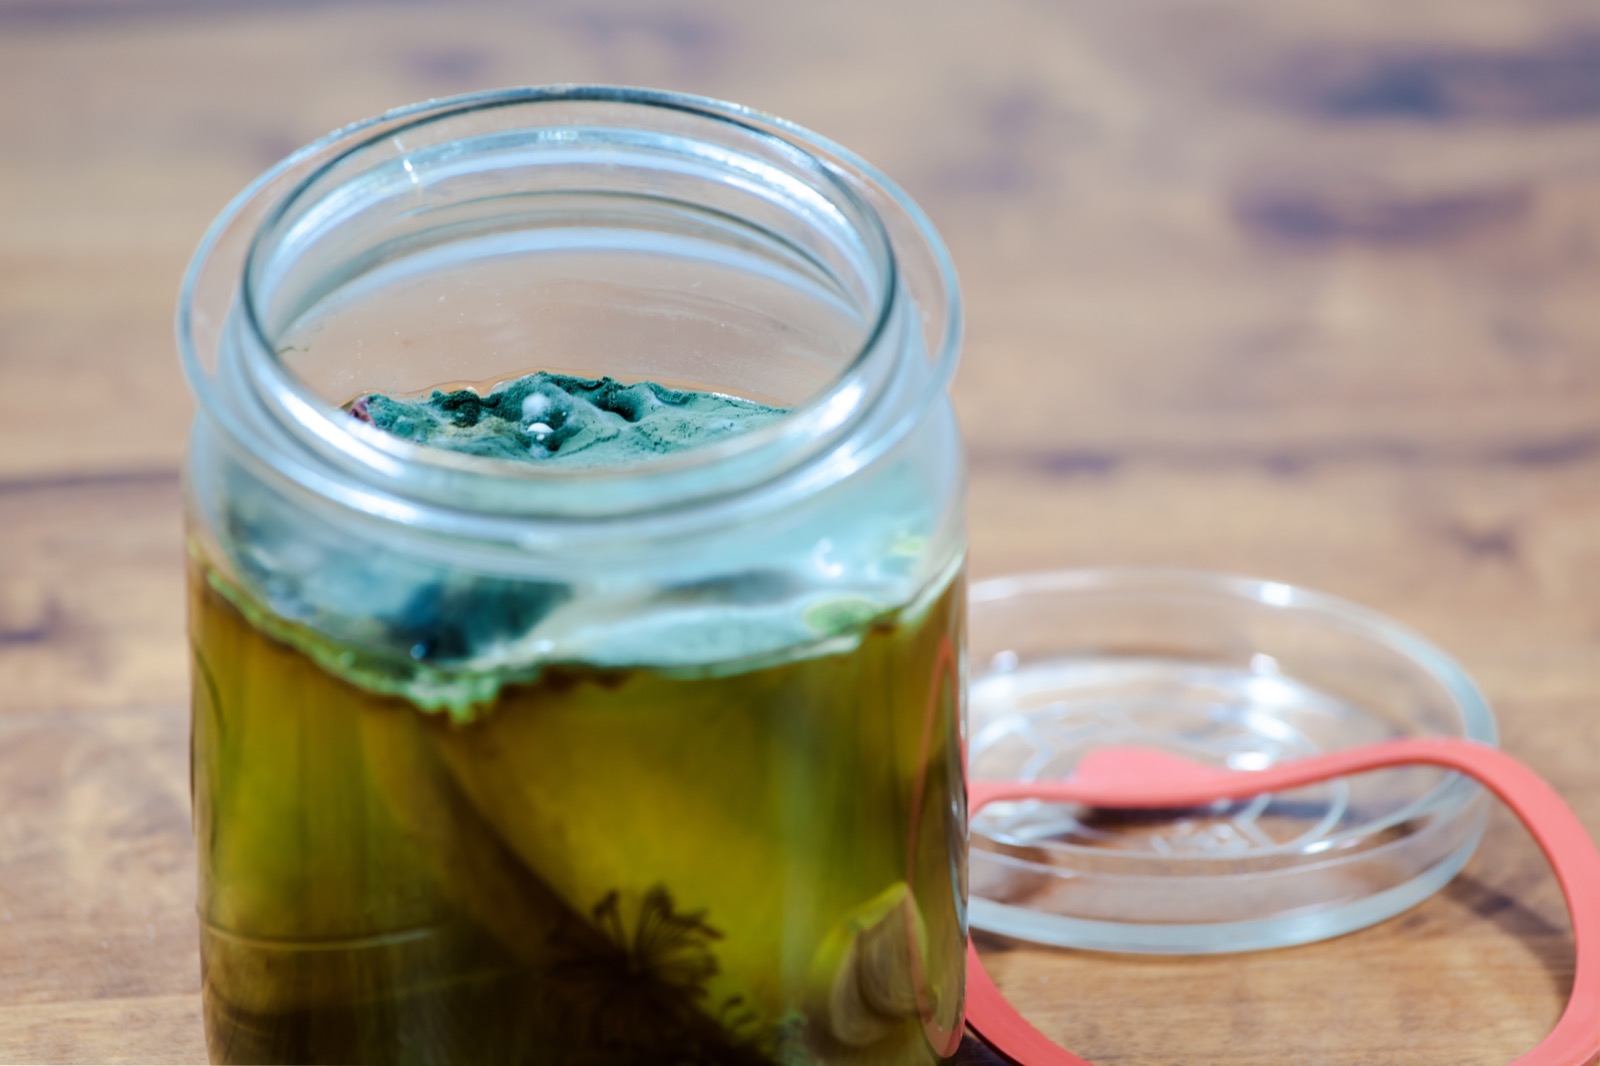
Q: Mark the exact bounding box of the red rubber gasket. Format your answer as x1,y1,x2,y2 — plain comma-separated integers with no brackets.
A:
965,739,1600,1066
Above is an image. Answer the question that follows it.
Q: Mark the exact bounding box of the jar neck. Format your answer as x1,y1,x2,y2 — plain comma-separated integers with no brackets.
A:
181,87,960,535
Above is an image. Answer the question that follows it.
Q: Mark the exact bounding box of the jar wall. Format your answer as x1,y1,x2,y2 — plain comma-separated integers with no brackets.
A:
182,87,967,1065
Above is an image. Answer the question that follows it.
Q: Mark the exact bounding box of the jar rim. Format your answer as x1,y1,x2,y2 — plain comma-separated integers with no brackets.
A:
177,85,962,527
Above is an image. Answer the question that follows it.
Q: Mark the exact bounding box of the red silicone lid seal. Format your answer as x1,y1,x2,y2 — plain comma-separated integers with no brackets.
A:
964,739,1600,1066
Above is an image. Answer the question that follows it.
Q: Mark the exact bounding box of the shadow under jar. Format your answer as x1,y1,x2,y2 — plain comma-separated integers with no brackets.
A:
178,87,967,1066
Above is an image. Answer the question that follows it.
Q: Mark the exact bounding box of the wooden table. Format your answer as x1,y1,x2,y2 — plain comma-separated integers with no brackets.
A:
2,1,1598,1062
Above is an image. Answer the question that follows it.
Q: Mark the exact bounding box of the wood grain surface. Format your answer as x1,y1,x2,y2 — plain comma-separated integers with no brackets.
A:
3,0,1599,1062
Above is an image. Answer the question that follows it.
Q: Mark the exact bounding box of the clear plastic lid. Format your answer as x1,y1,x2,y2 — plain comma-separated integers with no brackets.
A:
966,568,1497,955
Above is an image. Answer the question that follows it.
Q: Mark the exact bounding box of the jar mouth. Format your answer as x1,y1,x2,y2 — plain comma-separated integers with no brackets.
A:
178,86,962,523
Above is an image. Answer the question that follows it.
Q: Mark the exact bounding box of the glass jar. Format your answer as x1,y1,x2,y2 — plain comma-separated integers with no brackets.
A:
178,87,966,1065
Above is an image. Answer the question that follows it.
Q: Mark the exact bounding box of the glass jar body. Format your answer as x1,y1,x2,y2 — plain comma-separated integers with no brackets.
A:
181,88,968,1066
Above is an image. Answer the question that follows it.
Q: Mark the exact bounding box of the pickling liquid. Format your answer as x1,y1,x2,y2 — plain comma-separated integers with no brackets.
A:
188,560,967,1065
